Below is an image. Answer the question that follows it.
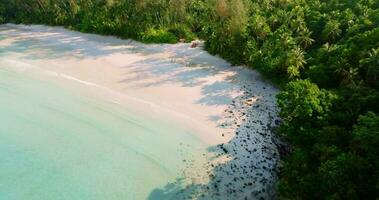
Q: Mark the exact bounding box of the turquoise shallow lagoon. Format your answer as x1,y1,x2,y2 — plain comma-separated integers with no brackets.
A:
0,67,207,199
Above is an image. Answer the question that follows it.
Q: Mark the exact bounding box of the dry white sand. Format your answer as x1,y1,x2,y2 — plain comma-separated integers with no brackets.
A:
0,24,280,199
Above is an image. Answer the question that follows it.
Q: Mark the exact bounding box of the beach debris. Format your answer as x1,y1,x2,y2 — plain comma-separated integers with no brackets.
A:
190,40,203,48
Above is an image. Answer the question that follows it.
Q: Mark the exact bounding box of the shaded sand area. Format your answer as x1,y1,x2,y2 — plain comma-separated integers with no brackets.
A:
0,24,280,199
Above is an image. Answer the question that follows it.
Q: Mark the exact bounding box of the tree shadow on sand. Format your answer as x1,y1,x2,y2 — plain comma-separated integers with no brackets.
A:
0,24,158,60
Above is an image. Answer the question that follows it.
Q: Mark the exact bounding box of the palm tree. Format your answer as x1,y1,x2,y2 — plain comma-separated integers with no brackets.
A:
336,67,359,85
286,47,307,78
290,18,306,33
322,20,342,42
298,28,315,49
360,48,379,86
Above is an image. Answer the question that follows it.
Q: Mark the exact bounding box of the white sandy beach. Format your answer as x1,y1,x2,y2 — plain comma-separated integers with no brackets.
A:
0,24,280,199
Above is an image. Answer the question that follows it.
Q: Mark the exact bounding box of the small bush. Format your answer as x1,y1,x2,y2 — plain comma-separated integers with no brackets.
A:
139,28,178,44
168,24,196,42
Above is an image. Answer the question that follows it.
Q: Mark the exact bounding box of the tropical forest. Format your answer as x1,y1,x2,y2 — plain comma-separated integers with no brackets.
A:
0,0,378,199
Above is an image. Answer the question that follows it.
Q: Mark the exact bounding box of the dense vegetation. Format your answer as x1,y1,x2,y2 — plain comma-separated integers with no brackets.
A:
0,0,200,43
1,0,378,199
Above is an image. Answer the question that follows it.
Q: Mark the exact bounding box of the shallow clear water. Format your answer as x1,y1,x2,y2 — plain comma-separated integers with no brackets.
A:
0,66,206,199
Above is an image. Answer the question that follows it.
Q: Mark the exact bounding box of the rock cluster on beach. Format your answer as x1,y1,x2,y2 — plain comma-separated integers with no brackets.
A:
201,76,281,200
159,42,283,200
177,79,281,200
171,47,282,199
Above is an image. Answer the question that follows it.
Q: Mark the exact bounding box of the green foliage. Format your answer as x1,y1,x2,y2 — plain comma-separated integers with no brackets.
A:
277,80,336,129
278,112,379,199
203,0,379,198
0,0,203,41
139,28,177,44
168,24,196,42
200,0,379,197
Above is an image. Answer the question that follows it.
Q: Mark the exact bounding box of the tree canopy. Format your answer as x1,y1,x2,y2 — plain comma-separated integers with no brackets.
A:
1,0,378,199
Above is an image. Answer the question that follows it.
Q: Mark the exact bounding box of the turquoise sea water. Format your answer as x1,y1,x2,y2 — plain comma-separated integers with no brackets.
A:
0,66,206,199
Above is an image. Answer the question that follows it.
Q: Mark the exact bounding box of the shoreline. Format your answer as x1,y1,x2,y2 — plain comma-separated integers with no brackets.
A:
0,23,280,199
